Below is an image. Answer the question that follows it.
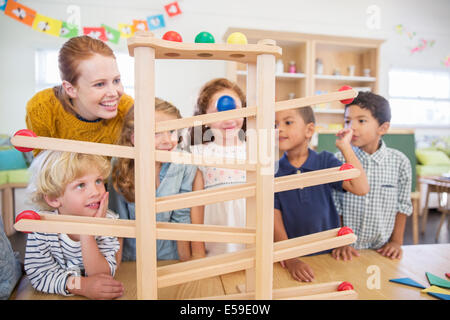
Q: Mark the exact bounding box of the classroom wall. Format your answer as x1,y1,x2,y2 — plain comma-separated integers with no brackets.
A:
0,0,449,137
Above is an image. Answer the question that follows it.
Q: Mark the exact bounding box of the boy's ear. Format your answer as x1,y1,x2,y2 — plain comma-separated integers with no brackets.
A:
61,80,78,99
305,122,315,138
378,121,390,136
43,195,62,209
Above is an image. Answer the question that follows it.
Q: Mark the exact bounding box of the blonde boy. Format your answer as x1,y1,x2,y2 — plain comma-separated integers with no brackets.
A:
25,151,123,299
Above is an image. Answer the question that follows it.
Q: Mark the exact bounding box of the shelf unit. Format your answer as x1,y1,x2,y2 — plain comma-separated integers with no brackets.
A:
224,28,384,130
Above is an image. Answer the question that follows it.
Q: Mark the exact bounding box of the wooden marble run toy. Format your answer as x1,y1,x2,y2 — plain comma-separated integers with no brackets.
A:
12,31,360,300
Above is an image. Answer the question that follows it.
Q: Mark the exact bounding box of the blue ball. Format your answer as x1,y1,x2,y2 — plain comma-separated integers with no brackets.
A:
216,95,236,112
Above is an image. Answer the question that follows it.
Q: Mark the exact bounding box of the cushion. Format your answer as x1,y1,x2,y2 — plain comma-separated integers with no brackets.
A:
416,149,450,166
7,169,30,184
0,171,7,185
0,147,28,171
416,164,450,177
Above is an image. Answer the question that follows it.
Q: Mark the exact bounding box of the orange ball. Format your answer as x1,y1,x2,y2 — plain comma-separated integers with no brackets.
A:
162,31,182,42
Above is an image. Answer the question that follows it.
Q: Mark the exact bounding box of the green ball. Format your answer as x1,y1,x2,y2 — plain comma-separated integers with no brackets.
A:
195,32,215,43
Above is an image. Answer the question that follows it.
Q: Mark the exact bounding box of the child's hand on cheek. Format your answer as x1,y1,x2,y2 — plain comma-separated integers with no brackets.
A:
335,128,353,149
95,192,109,218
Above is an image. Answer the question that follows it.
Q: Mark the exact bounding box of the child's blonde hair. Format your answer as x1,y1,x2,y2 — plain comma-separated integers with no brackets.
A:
27,150,111,211
112,98,182,202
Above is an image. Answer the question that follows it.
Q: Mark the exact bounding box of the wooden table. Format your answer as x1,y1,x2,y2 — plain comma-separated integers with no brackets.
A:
11,244,449,300
419,176,450,240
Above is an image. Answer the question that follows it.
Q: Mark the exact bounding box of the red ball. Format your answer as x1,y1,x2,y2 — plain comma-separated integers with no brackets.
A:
337,281,354,291
339,85,354,104
162,31,182,42
338,226,354,236
15,210,41,234
13,129,37,152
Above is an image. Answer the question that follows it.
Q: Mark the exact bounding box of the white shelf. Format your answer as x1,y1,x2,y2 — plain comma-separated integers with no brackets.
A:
314,74,376,82
312,108,345,114
237,70,306,79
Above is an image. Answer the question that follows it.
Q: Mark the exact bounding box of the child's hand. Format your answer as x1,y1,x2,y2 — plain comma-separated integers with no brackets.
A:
331,245,360,261
76,273,124,300
376,241,403,259
335,128,353,149
284,259,314,282
95,192,109,218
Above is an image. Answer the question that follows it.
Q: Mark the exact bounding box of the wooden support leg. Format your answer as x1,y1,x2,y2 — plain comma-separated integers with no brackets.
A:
2,187,15,237
255,40,276,299
244,61,257,295
421,185,431,234
134,35,157,300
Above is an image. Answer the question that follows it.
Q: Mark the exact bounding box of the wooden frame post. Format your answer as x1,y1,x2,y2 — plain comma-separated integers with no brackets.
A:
245,62,257,294
133,33,157,299
255,39,276,299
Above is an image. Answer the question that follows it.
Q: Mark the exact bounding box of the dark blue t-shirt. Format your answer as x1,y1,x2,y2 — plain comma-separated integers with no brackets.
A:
274,149,343,240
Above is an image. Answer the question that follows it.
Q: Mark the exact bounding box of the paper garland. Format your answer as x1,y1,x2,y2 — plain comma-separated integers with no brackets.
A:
395,24,436,55
1,0,182,44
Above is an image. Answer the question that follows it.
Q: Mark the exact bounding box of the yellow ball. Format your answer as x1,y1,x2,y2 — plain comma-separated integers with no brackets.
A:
227,32,248,44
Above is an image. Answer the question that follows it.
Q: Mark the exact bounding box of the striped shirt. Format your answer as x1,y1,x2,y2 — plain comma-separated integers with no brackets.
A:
24,210,120,296
333,140,413,250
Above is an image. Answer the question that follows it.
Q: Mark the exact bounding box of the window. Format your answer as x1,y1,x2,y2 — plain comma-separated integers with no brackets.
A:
35,50,135,97
388,69,450,127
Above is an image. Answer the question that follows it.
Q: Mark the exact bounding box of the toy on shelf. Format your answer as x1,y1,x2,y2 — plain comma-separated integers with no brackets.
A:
195,31,215,43
12,30,360,300
162,30,182,42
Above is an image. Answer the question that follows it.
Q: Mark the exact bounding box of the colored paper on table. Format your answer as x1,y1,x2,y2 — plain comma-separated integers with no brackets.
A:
60,22,79,38
421,285,450,295
4,0,36,26
101,24,121,44
83,27,107,42
132,19,148,33
32,13,62,37
118,23,134,38
0,0,8,12
147,14,165,30
427,292,450,300
426,272,450,289
389,278,426,289
164,1,182,17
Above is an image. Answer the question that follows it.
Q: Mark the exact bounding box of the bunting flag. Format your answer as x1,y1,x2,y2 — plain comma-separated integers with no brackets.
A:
1,1,183,44
83,27,107,42
164,2,182,17
0,0,8,12
4,0,36,26
118,23,134,38
102,24,121,44
32,13,62,37
147,14,165,31
132,19,149,33
60,21,79,38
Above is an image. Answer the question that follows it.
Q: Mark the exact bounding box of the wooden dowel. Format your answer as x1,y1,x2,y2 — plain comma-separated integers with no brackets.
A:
283,290,358,300
155,107,257,133
11,136,134,159
128,34,282,62
157,229,356,288
155,90,357,133
197,281,343,300
156,150,256,171
275,89,358,112
156,222,255,243
156,167,360,213
14,217,135,238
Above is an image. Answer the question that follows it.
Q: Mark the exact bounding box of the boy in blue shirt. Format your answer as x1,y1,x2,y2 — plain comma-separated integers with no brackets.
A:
274,106,369,282
332,92,412,261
